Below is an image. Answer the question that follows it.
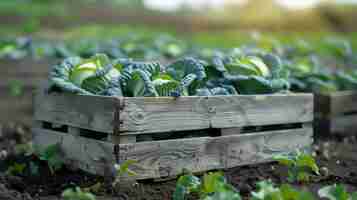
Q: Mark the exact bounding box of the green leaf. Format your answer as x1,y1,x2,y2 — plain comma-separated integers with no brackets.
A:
37,144,64,174
62,187,96,200
117,160,137,177
166,57,206,81
177,174,201,193
318,185,350,200
280,184,315,200
261,54,282,79
234,76,273,94
173,174,201,200
202,172,226,195
203,190,242,200
248,56,271,77
351,192,357,200
296,153,319,175
173,185,188,200
6,162,26,176
296,171,310,182
125,69,157,97
251,181,281,200
152,74,180,96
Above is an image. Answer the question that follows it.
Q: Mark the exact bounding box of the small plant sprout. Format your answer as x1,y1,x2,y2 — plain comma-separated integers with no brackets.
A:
62,187,96,200
251,181,315,200
173,171,241,200
318,184,357,200
36,144,64,175
273,150,320,183
112,159,137,186
6,162,26,176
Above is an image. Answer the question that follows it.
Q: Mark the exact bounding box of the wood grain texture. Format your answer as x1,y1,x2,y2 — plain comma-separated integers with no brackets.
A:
34,93,314,136
34,92,116,133
315,91,357,135
33,126,313,180
314,93,331,118
330,115,357,135
326,91,357,116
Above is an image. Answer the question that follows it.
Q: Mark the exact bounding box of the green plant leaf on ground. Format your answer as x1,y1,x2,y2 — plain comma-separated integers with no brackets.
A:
318,185,350,200
62,187,96,200
6,162,26,176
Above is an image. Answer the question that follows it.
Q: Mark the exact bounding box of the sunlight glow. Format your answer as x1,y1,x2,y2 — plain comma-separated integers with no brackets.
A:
144,0,357,11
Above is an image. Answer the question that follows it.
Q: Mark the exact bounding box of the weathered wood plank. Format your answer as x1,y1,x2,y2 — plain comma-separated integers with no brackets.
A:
329,91,357,116
34,93,313,135
34,92,116,133
33,126,313,180
314,93,331,117
315,91,357,135
330,115,357,135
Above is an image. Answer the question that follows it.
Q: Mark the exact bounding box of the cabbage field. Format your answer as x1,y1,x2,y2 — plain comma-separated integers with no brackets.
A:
1,30,357,200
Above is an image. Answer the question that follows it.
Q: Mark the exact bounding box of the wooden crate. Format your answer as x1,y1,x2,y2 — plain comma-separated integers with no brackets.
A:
32,92,314,180
315,91,357,136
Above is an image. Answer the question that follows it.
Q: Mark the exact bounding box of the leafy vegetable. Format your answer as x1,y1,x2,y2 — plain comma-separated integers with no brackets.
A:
174,172,241,200
62,187,96,200
36,143,64,174
273,150,319,183
112,160,137,186
318,184,357,200
49,54,122,96
6,162,26,176
251,181,315,200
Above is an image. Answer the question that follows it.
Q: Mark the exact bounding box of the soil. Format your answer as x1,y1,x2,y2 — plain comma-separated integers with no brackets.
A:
0,122,357,200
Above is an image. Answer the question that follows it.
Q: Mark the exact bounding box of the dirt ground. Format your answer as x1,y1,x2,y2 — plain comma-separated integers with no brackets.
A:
0,123,357,200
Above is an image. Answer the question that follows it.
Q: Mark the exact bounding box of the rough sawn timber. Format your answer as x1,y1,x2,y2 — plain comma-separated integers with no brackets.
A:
34,93,313,135
315,91,357,135
33,92,314,180
33,126,313,180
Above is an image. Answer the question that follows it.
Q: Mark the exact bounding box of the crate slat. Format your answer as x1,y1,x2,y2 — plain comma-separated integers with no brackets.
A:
329,91,357,115
34,93,313,135
315,91,357,135
330,115,357,135
33,126,313,180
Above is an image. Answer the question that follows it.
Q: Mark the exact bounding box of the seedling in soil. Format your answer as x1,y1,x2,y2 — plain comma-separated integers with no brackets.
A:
6,162,26,176
318,184,357,200
36,143,64,175
112,159,137,186
173,171,241,200
62,187,96,200
251,181,315,200
273,150,320,183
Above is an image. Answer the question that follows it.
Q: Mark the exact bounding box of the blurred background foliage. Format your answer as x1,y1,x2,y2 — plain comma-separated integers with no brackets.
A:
1,0,357,48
